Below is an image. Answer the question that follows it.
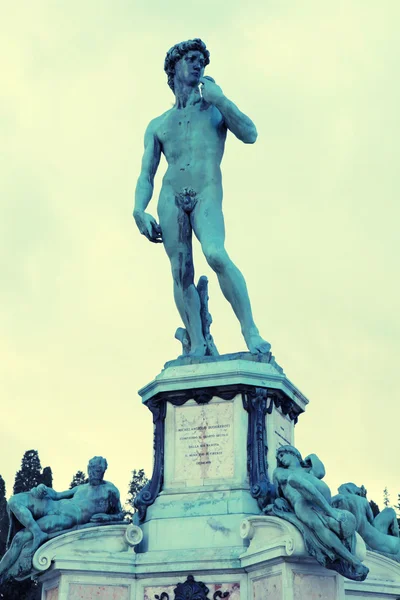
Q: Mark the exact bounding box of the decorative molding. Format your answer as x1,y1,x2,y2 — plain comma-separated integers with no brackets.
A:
32,524,135,573
155,575,229,600
240,516,305,558
242,388,275,510
134,398,167,522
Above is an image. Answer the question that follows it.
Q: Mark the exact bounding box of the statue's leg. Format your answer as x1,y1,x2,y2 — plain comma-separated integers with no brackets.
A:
158,196,206,356
0,530,31,579
8,494,48,551
295,500,368,578
35,513,76,535
191,196,270,354
374,507,399,537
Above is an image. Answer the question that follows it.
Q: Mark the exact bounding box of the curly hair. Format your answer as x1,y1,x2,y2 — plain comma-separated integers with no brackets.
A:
88,456,108,471
276,445,304,466
164,38,210,92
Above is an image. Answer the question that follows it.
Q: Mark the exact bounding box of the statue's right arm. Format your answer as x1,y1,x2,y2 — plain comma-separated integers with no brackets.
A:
133,120,163,243
53,487,78,501
30,484,78,501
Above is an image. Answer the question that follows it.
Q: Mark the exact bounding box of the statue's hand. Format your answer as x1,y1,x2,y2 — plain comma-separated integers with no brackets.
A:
31,484,54,499
134,211,162,244
90,513,111,523
200,77,224,105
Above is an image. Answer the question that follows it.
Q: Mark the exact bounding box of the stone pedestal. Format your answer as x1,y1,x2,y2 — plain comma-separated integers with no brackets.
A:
34,354,400,598
37,524,142,599
36,517,400,599
241,516,346,600
135,354,308,557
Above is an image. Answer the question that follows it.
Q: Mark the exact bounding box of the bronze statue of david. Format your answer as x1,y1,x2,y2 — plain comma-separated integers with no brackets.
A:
134,39,270,357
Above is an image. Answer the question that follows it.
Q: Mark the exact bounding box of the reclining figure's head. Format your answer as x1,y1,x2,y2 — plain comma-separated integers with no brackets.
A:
88,456,108,485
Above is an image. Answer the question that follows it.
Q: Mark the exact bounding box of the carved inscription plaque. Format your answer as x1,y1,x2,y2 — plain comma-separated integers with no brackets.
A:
174,401,234,481
275,411,292,449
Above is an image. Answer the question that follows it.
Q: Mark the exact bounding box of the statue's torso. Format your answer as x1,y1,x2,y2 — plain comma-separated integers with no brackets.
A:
277,467,332,508
53,482,116,524
155,102,227,197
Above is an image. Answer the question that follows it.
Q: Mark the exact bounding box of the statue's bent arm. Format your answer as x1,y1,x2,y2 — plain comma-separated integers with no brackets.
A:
213,95,257,144
53,487,78,501
134,121,162,215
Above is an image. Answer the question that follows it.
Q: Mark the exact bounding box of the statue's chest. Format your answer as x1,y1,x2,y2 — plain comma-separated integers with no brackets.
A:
75,486,109,507
158,107,221,147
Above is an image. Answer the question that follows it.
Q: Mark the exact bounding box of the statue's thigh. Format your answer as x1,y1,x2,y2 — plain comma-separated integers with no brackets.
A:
191,198,225,247
36,513,75,533
159,203,193,258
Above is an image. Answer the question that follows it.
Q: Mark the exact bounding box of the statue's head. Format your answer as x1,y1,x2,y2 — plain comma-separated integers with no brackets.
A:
88,456,108,485
338,482,367,498
276,445,303,468
164,38,210,93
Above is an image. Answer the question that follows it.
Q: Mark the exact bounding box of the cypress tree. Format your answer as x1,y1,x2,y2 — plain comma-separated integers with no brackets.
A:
126,469,148,515
13,450,42,494
0,475,8,557
69,471,88,489
383,486,390,508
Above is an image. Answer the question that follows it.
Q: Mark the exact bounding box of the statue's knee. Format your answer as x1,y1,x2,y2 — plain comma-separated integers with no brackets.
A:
8,495,20,511
13,530,30,546
171,259,194,289
204,245,228,272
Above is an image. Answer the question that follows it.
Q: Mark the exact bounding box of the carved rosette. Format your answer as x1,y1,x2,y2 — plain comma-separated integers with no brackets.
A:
155,575,229,600
125,524,143,547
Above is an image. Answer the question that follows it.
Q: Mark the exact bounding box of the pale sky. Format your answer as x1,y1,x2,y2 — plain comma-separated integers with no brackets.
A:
1,1,399,510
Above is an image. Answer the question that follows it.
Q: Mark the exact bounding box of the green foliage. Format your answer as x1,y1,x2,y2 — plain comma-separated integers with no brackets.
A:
0,476,8,557
383,486,390,507
1,452,46,600
369,499,380,518
0,577,42,599
13,450,42,495
69,471,88,489
126,469,148,514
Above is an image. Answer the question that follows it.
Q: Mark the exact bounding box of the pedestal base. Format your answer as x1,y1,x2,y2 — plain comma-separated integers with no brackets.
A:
36,518,400,599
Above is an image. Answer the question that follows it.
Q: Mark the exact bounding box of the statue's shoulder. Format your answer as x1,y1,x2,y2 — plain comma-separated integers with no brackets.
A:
103,481,120,496
149,109,173,131
273,466,288,482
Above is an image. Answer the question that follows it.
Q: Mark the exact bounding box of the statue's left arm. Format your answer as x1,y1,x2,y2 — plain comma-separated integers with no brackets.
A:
200,77,257,144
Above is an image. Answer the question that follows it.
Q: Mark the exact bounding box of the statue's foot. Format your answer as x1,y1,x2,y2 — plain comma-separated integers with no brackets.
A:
188,343,207,357
244,331,271,354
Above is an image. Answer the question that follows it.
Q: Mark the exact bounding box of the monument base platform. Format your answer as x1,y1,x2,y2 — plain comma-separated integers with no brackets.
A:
36,518,400,600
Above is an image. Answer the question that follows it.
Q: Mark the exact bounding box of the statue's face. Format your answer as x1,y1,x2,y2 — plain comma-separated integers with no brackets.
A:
88,460,106,485
174,50,205,88
277,449,299,468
